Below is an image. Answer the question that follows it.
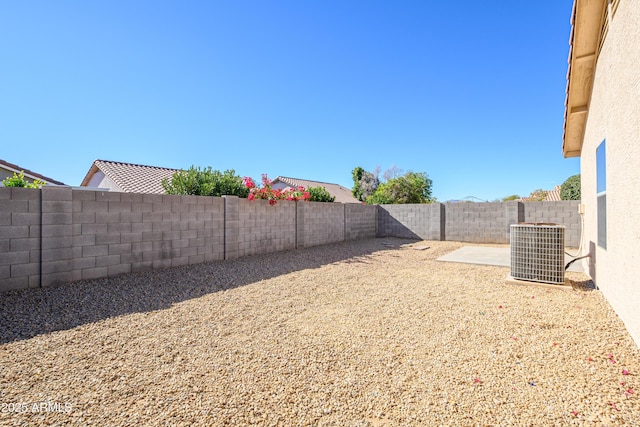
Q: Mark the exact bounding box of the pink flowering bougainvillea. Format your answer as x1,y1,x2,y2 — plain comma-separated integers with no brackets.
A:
243,175,311,205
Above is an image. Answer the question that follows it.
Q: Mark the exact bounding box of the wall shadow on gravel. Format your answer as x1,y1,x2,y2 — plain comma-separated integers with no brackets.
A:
0,237,419,345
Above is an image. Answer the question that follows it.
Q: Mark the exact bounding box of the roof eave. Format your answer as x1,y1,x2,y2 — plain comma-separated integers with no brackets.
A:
562,0,607,158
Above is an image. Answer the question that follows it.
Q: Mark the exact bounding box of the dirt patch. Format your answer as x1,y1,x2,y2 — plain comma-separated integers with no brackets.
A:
1,238,639,425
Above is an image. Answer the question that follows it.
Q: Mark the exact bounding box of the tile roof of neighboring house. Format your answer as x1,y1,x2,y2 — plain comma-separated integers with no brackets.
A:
272,176,360,204
545,185,562,202
81,160,178,194
0,159,66,185
521,185,562,202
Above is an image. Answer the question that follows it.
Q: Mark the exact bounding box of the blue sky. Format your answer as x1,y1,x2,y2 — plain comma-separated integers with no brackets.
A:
1,0,578,202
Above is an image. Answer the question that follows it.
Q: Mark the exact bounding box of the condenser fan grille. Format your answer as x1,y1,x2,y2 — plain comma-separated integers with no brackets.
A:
510,223,565,284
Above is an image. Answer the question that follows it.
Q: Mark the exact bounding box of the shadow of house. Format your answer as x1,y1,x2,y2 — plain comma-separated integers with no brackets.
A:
0,237,413,345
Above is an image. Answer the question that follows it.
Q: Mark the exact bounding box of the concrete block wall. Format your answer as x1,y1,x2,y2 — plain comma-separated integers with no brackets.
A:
378,201,581,246
444,202,507,244
296,202,345,249
1,187,583,293
0,188,41,291
236,198,296,257
345,204,377,241
377,203,444,240
69,190,225,284
523,200,581,247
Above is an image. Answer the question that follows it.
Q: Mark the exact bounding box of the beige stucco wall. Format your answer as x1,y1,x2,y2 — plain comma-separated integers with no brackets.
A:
580,0,640,345
86,171,122,192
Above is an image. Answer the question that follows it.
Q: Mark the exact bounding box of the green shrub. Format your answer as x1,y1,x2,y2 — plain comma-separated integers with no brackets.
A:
560,174,581,200
162,167,249,197
307,186,335,202
1,171,45,189
366,171,434,204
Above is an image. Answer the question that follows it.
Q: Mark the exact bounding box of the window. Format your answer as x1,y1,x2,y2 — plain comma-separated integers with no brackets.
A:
597,140,606,248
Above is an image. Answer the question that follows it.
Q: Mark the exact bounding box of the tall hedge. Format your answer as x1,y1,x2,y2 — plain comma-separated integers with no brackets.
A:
560,174,581,200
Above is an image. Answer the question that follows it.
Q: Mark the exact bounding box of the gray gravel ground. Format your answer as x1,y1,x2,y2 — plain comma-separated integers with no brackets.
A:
1,238,639,426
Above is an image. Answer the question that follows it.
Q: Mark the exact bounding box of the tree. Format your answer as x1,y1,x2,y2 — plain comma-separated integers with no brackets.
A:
307,186,335,202
351,166,379,202
162,166,249,197
528,189,547,202
560,174,581,200
501,194,520,202
366,171,434,204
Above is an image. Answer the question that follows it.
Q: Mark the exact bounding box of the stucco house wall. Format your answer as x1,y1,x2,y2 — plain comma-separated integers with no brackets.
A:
85,170,122,192
579,0,640,345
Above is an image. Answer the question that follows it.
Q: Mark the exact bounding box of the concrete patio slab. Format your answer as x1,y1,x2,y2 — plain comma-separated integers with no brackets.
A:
436,246,585,273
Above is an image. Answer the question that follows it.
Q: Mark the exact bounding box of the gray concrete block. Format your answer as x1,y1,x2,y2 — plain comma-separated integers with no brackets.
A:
96,212,121,224
0,213,11,226
121,232,143,243
162,213,181,223
181,229,198,239
180,246,197,257
42,212,72,225
41,246,72,262
171,257,189,267
0,200,30,214
41,259,72,274
0,250,30,266
188,254,205,265
73,212,96,224
120,193,143,203
108,264,131,276
180,212,197,222
108,222,131,234
162,231,181,241
41,187,72,201
120,252,143,264
0,225,30,239
1,276,29,292
132,202,153,213
142,231,163,242
120,212,143,223
42,236,73,250
131,222,152,233
82,201,109,212
143,212,164,223
171,220,189,231
95,234,120,245
81,223,108,235
96,254,121,267
152,259,172,269
143,194,163,204
143,250,162,262
10,262,39,278
41,201,72,214
73,190,97,201
132,261,153,273
152,202,171,213
73,234,96,247
96,192,121,202
73,257,96,270
108,201,132,213
205,252,223,262
131,241,153,253
152,221,172,232
82,267,108,280
109,243,132,255
83,245,109,257
0,264,9,279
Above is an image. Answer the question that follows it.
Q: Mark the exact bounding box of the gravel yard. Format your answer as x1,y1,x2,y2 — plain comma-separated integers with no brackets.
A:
1,238,639,426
